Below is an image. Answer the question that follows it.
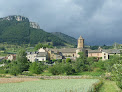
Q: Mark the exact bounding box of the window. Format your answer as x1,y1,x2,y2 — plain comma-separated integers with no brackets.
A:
104,56,106,59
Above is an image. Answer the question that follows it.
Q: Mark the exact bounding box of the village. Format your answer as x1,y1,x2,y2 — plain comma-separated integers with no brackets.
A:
2,36,121,63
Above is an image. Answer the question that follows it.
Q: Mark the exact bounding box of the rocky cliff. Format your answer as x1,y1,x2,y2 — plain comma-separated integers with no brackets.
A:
0,15,29,22
0,15,40,29
30,22,40,29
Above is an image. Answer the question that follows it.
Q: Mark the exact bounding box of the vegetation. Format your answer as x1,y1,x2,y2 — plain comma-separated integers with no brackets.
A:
0,79,100,92
90,45,113,50
34,43,53,50
52,32,77,46
29,62,44,74
99,80,121,92
0,48,121,91
0,16,73,46
9,49,29,76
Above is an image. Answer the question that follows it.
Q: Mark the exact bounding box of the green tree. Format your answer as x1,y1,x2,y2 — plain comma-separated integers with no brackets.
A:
73,52,87,72
49,63,65,75
9,61,21,76
34,43,43,50
9,49,29,75
64,63,74,75
29,62,43,74
87,57,95,71
66,58,71,63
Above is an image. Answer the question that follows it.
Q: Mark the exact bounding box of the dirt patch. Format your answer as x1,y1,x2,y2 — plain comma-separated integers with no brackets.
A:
0,78,40,84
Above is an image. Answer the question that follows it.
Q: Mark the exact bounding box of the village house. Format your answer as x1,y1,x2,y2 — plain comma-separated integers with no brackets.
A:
6,54,16,61
88,47,121,60
26,48,49,62
27,36,88,62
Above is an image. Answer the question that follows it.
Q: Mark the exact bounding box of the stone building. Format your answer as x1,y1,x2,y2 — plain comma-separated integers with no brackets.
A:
47,36,88,60
88,47,121,60
26,36,88,62
27,48,48,62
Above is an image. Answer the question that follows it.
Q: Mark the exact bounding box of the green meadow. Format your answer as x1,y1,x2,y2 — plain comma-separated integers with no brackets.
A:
0,79,100,92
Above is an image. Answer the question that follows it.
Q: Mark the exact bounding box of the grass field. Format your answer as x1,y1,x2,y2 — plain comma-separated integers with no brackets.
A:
0,79,100,92
99,80,121,92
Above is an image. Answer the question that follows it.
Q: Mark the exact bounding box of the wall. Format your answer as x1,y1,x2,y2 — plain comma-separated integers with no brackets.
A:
88,53,102,57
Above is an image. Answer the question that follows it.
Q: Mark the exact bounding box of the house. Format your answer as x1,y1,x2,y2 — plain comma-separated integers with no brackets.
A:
27,48,48,62
6,54,16,61
88,46,121,60
102,49,121,60
88,48,102,60
48,50,63,60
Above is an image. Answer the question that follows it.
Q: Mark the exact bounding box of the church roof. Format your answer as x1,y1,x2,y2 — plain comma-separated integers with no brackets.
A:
48,48,84,53
102,49,121,54
36,52,47,57
88,50,102,53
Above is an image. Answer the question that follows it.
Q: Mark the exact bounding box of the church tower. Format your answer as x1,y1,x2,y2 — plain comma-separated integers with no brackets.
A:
77,36,84,48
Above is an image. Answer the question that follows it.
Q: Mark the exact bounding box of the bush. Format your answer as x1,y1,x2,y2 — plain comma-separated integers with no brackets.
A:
64,63,74,75
48,63,65,75
66,58,71,63
29,62,44,74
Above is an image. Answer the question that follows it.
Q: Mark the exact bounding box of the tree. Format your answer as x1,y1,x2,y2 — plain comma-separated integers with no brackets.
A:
9,61,21,76
73,52,87,72
16,49,29,72
66,58,71,63
64,63,74,75
87,57,95,71
48,63,65,75
34,43,43,50
29,62,43,74
9,49,29,75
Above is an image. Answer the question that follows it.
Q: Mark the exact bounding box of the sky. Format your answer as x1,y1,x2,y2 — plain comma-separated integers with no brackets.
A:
0,0,122,45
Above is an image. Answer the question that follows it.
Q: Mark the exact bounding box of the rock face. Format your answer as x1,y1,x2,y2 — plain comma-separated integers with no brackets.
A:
0,15,40,29
30,22,40,29
0,15,29,22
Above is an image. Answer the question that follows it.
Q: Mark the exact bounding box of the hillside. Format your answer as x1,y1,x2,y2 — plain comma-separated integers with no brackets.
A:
52,32,77,45
0,15,70,46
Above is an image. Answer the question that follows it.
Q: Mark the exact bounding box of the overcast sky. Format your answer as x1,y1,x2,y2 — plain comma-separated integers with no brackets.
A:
0,0,122,45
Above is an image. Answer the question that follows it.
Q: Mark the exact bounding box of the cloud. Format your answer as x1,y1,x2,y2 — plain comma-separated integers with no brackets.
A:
0,0,122,45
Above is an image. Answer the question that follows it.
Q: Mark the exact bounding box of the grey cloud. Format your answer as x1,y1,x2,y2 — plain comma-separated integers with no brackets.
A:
0,0,122,45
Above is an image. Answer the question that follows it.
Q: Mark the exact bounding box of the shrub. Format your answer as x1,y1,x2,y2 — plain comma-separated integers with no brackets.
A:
64,63,74,75
66,58,71,63
48,63,65,75
29,62,44,74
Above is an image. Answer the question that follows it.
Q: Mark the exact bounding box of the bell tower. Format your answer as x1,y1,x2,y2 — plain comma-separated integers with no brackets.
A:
77,36,84,48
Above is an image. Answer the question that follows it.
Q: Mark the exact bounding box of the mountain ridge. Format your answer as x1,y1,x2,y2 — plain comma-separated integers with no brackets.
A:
0,15,75,46
52,32,77,45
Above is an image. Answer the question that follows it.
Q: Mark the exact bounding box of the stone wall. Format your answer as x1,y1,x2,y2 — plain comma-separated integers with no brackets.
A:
12,76,86,79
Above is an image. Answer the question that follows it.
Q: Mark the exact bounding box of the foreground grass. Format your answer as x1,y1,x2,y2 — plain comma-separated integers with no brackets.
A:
99,80,121,92
0,79,100,92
